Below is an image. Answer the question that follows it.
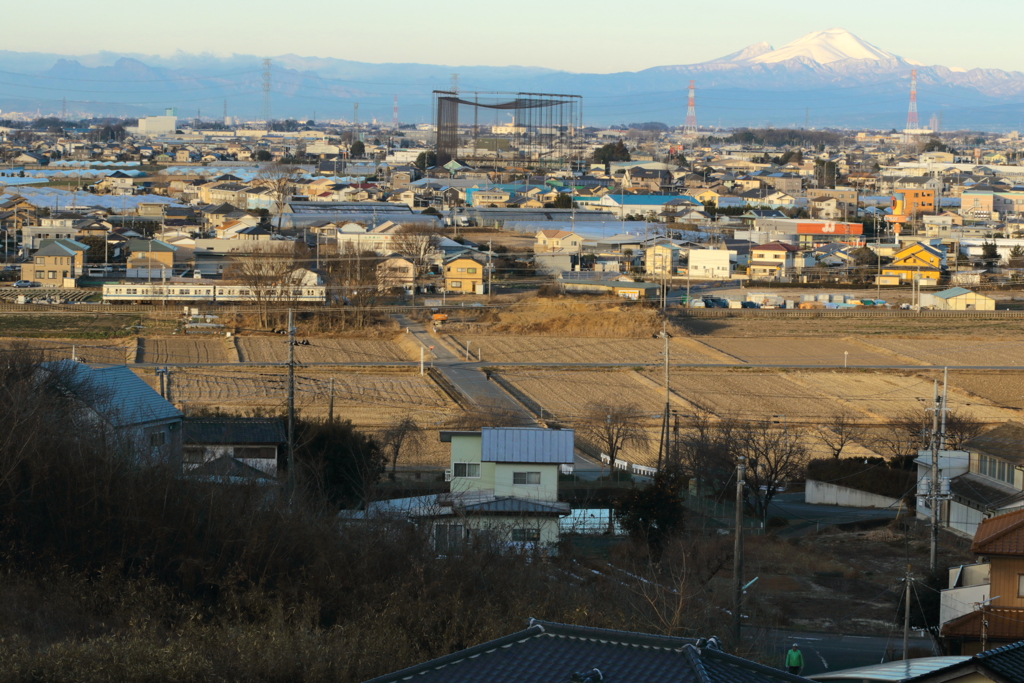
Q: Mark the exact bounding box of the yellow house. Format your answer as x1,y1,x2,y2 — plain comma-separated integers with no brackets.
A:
433,427,573,551
879,242,945,284
534,229,583,254
692,188,720,206
444,255,486,294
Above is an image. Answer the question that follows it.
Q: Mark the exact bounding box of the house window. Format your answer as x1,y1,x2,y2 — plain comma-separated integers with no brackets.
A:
149,431,166,448
513,472,541,485
453,462,480,478
467,268,477,274
47,271,56,279
511,528,540,543
35,257,43,265
434,524,464,555
450,281,462,289
35,270,44,279
1019,574,1024,598
457,267,466,272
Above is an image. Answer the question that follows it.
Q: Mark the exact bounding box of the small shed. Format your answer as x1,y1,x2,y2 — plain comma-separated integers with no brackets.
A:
929,287,995,311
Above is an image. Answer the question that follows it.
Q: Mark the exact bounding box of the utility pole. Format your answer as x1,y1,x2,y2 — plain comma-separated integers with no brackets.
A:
488,239,493,300
286,309,296,500
732,457,746,644
929,380,941,572
328,377,335,423
656,320,671,469
902,566,912,660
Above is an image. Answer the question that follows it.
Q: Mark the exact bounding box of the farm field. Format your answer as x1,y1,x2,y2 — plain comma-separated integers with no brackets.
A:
155,367,457,426
446,334,728,364
858,338,1024,367
0,312,148,338
0,336,133,364
137,337,231,364
236,336,413,364
698,337,910,367
671,314,1024,339
946,370,1024,410
786,370,1017,423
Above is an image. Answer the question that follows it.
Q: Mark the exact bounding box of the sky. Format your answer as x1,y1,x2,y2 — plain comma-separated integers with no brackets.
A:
4,0,1024,74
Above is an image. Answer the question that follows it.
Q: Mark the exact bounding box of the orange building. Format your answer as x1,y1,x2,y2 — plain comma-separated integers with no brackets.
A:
886,189,936,234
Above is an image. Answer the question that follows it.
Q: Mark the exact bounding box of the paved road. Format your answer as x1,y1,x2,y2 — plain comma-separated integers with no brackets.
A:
766,493,900,537
392,313,604,477
755,627,935,677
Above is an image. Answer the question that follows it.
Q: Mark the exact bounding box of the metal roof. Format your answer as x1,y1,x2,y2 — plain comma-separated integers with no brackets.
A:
810,656,968,682
183,418,286,445
480,427,575,464
461,498,569,515
42,360,182,428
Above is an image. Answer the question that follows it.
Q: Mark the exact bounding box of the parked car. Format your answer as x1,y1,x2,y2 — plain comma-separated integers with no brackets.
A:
12,280,38,288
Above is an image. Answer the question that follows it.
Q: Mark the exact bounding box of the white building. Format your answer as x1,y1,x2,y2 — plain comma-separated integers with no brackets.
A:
688,248,733,279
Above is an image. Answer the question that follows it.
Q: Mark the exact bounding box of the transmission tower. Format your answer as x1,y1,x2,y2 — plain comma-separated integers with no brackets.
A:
905,69,919,130
450,73,460,93
683,80,697,136
392,95,399,129
61,97,67,122
261,58,272,130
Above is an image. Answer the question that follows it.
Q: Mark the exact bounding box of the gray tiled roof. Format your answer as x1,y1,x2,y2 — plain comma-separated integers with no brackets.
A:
362,620,814,683
183,418,286,445
975,639,1024,682
481,427,575,464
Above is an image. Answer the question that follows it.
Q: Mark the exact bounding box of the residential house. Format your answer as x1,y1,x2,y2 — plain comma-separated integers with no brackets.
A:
806,187,859,215
182,417,286,478
21,238,89,287
444,254,486,294
470,188,512,208
941,510,1024,654
688,247,733,279
534,229,583,254
810,196,842,220
898,641,1024,682
376,255,416,292
40,360,182,464
126,239,177,279
94,171,135,195
748,241,803,279
878,242,945,285
363,619,810,683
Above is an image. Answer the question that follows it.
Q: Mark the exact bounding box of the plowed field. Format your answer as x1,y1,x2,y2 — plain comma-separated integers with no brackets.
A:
859,338,1024,367
0,337,133,364
138,337,231,364
446,335,727,364
699,337,902,367
237,337,412,363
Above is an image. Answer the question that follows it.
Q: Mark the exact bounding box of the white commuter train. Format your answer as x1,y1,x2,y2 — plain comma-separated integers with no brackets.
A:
102,282,327,304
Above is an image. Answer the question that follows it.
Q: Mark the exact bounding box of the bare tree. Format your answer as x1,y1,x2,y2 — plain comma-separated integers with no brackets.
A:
256,162,301,232
577,402,650,474
735,419,807,522
223,241,309,328
323,243,384,330
943,409,985,450
389,224,441,303
380,416,423,479
448,399,532,431
814,411,866,459
673,406,736,497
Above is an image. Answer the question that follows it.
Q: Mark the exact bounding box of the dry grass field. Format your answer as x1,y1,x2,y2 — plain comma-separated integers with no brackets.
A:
858,338,1024,367
671,314,1024,339
786,370,1018,423
236,336,413,364
0,337,133,364
945,370,1024,410
446,334,729,364
698,337,901,367
137,337,232,364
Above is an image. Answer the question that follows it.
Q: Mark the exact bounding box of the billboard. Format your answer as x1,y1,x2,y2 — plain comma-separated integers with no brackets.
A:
795,222,863,235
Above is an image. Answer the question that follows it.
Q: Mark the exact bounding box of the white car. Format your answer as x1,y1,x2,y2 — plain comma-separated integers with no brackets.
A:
12,280,38,288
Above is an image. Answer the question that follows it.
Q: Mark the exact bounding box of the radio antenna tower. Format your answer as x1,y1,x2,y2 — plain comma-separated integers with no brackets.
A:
905,69,919,130
683,80,697,136
261,58,272,131
392,95,399,129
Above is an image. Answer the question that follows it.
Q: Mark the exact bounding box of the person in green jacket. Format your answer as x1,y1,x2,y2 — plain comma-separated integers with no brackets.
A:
786,644,804,675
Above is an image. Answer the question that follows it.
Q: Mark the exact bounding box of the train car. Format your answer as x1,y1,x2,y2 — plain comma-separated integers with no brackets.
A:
102,282,326,305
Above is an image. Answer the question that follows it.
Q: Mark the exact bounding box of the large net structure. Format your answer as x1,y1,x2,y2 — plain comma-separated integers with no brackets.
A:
432,91,583,169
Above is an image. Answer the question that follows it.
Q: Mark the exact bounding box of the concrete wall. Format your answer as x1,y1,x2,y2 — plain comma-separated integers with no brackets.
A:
805,479,901,509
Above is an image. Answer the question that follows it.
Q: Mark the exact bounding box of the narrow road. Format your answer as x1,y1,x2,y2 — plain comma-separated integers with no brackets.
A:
767,493,900,537
754,627,935,676
392,313,604,477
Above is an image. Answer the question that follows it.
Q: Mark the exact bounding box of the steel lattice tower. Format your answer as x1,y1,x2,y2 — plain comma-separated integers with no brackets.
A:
261,58,272,130
392,95,399,128
905,69,919,130
683,80,697,136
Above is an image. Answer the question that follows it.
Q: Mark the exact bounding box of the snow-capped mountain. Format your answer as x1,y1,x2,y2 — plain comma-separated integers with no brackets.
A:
743,28,897,65
2,30,1023,129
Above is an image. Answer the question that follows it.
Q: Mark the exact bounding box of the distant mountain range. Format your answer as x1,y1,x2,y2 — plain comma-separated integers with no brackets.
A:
3,29,1024,130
